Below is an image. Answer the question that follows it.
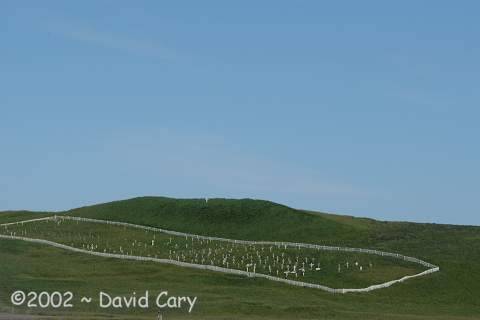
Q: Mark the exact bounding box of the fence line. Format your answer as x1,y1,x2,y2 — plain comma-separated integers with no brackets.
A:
0,216,440,294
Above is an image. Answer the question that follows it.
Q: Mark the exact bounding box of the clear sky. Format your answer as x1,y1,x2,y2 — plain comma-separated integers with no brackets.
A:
1,1,479,225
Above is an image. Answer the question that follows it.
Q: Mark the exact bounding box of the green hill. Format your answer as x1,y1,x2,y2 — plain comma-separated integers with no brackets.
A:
64,196,363,244
0,210,51,224
1,196,479,319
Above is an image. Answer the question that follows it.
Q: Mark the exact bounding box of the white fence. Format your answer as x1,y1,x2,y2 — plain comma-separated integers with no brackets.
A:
0,216,440,294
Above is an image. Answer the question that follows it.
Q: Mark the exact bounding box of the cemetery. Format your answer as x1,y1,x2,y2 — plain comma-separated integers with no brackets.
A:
0,215,438,292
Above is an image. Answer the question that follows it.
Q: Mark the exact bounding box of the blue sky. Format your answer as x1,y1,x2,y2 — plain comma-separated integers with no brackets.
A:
1,1,479,225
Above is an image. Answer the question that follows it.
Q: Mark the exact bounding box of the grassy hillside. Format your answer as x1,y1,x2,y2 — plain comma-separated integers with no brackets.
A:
1,217,425,290
1,197,479,319
0,211,51,224
65,197,366,244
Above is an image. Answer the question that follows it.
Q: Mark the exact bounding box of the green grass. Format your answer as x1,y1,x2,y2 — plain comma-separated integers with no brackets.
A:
65,197,365,244
1,196,480,319
1,217,424,289
0,211,51,224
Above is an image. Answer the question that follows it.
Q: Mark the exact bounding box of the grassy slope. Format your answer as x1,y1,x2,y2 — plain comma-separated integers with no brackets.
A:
1,218,424,289
65,197,366,244
0,211,51,224
1,197,479,319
